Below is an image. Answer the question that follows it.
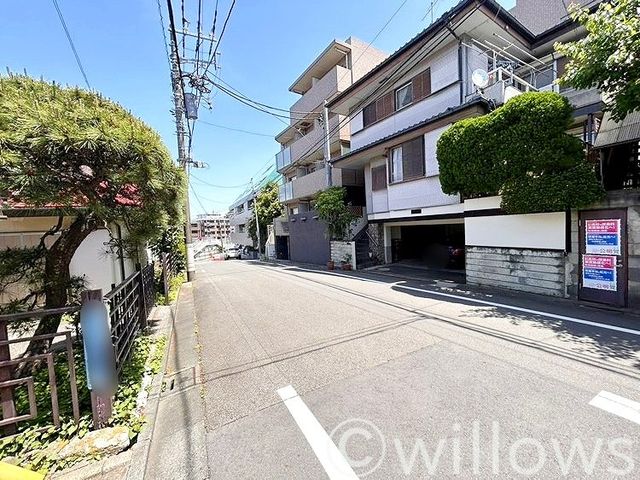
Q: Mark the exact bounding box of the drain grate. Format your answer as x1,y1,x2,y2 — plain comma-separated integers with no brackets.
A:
162,366,196,395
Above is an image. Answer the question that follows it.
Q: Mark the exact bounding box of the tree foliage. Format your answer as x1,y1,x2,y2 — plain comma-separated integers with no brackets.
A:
313,186,358,240
247,181,283,251
437,92,604,214
0,75,185,344
555,0,640,121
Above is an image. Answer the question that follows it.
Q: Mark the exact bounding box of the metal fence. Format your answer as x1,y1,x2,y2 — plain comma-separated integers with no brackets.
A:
0,261,156,435
105,262,155,374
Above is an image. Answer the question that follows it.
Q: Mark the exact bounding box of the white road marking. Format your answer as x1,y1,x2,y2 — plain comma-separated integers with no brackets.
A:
277,385,359,480
589,391,640,425
395,285,640,337
261,264,640,337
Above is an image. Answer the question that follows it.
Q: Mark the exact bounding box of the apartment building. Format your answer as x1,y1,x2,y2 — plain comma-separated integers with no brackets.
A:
228,193,254,247
274,37,387,265
328,0,640,309
193,213,230,243
228,165,280,248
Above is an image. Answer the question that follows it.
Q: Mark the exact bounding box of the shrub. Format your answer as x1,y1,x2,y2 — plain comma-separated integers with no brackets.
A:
437,92,604,213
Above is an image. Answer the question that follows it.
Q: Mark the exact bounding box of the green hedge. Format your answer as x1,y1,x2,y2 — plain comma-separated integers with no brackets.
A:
437,92,604,213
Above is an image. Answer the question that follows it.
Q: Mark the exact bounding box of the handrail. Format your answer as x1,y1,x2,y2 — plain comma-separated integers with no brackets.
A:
0,306,81,324
488,67,538,93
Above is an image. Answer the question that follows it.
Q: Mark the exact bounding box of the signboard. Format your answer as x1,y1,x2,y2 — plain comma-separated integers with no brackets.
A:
583,255,617,291
585,219,621,255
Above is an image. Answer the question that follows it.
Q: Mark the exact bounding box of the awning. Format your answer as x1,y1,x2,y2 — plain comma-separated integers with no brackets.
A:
594,110,640,149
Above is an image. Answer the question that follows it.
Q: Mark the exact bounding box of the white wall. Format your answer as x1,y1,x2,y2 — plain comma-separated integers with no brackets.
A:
465,212,566,250
350,42,460,150
70,228,120,294
352,84,459,150
363,125,458,216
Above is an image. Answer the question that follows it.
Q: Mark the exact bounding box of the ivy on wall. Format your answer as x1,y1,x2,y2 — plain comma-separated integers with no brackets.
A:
436,92,604,214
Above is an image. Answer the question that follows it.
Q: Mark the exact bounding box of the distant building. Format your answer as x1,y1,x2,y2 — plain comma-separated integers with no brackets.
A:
192,213,230,243
228,165,280,248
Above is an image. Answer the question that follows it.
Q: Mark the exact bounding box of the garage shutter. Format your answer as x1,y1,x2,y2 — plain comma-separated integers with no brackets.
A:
412,68,431,101
401,137,425,180
371,165,387,191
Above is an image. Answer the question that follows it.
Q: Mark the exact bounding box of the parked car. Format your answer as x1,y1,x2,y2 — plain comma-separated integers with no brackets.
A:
224,246,242,260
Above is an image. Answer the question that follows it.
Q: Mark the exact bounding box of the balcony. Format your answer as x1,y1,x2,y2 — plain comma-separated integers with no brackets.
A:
285,114,349,171
276,147,292,172
279,181,293,202
279,167,364,204
289,65,351,125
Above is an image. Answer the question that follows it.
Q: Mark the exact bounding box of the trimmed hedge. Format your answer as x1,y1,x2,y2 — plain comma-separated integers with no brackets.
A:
436,92,604,213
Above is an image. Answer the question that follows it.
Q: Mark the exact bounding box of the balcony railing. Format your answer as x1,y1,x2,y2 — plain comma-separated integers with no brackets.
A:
279,181,293,202
276,147,292,172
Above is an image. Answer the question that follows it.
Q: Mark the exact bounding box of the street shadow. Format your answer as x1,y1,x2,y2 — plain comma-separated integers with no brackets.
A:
391,280,640,372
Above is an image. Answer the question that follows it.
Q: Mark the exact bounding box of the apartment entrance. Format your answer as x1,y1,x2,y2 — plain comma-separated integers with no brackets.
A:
578,209,628,307
391,222,465,271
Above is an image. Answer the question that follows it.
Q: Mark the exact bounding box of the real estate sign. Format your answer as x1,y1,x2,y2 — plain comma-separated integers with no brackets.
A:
582,255,617,291
585,219,621,255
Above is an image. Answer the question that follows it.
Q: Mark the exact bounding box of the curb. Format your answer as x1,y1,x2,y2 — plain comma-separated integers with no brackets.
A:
125,292,182,480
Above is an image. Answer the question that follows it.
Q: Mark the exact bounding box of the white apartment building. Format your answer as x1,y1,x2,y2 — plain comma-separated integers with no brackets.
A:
328,0,640,309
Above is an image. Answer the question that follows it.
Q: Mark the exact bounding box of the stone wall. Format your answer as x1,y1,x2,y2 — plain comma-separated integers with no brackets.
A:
331,241,356,269
466,247,566,297
367,223,385,264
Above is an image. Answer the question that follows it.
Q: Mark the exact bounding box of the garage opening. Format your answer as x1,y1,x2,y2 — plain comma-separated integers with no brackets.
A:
391,223,465,270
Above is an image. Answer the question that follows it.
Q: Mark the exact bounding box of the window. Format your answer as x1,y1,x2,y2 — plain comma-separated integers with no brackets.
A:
363,103,376,127
361,68,431,128
395,83,413,110
238,224,246,233
371,165,387,191
388,137,425,183
390,147,403,183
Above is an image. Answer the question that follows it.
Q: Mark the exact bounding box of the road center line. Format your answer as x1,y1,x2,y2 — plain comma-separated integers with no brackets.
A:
277,385,359,480
589,391,640,425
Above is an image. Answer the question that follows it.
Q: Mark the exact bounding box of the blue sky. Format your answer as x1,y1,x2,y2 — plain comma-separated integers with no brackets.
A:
2,0,514,215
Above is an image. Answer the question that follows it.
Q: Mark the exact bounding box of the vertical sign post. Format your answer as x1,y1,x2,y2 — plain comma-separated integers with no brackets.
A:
80,290,117,429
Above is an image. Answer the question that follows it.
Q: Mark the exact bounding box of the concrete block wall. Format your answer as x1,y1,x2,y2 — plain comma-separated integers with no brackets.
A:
466,247,566,297
331,241,356,269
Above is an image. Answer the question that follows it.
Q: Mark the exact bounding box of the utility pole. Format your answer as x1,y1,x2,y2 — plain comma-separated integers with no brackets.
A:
250,178,261,257
323,100,332,188
167,0,195,281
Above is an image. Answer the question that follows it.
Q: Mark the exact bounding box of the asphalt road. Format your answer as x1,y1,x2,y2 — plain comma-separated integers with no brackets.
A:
190,260,640,479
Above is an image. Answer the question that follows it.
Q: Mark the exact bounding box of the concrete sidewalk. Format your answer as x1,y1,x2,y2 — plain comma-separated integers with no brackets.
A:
139,282,209,480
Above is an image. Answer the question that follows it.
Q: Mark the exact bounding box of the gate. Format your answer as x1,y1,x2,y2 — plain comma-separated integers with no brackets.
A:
578,209,628,307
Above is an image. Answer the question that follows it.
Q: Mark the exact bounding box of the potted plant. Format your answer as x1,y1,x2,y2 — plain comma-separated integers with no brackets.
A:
327,259,335,270
341,253,352,271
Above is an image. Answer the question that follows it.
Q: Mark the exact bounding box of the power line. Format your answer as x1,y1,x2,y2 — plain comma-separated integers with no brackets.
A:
51,0,91,89
213,81,309,124
198,119,275,137
213,76,316,115
190,175,250,188
288,1,485,168
211,0,236,62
